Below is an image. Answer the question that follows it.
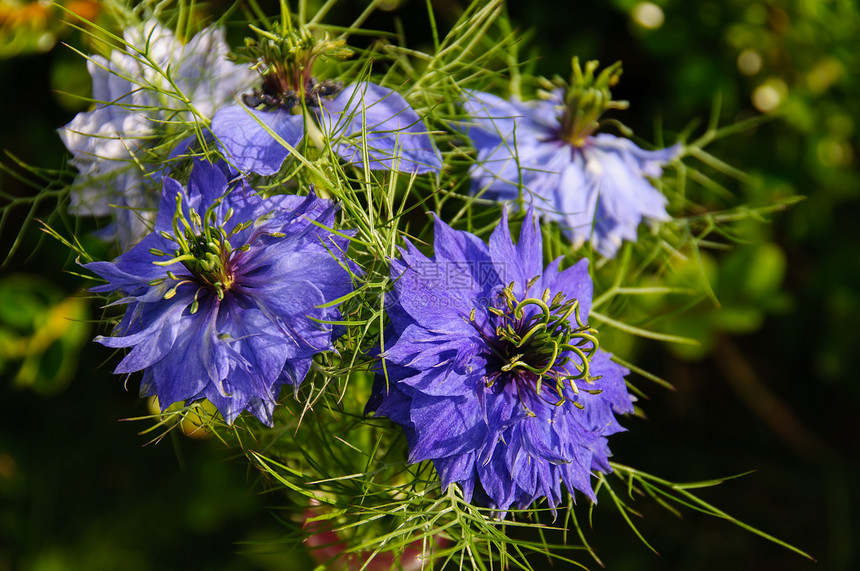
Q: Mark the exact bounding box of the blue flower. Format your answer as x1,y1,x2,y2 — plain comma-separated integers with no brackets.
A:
461,82,679,259
211,81,443,176
366,209,634,511
208,26,440,176
58,20,255,250
86,160,355,425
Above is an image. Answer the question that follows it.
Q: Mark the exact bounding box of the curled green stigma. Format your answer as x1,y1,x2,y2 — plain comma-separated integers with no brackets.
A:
230,20,353,111
153,192,244,310
484,280,600,408
541,58,629,147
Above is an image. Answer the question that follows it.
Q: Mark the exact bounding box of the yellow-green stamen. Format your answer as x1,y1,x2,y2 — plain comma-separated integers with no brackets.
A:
487,280,601,408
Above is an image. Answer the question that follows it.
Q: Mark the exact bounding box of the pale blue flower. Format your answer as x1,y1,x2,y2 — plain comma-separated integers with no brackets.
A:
462,90,679,258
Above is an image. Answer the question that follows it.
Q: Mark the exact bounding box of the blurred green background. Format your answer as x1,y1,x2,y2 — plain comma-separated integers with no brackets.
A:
0,0,857,569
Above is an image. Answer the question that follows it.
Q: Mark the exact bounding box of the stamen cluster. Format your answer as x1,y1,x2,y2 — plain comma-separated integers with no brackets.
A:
479,280,600,411
147,192,253,311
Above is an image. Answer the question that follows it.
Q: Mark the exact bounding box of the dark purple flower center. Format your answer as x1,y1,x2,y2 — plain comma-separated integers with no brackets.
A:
242,77,342,112
470,280,601,412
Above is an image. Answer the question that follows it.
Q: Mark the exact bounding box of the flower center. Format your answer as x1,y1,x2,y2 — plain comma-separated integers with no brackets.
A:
472,279,601,411
231,24,352,111
148,192,253,313
552,58,629,147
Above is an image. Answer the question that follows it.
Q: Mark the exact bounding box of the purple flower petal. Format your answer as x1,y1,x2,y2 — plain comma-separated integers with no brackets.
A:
320,82,442,174
211,104,305,176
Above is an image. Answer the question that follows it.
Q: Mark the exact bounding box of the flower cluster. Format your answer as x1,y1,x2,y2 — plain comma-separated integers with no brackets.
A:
25,1,814,566
66,13,674,517
367,210,634,510
59,20,254,249
86,160,355,424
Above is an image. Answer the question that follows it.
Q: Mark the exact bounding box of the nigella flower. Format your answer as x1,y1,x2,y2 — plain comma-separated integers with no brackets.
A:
85,159,355,425
211,26,442,176
366,209,634,512
461,60,679,259
58,19,255,250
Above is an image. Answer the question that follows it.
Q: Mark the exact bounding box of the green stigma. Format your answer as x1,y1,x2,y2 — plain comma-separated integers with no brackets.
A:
485,279,601,408
151,193,249,311
544,58,629,147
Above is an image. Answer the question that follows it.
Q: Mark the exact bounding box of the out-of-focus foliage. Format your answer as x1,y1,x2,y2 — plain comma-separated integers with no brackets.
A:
0,1,101,58
624,0,860,392
515,0,859,384
0,274,89,394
